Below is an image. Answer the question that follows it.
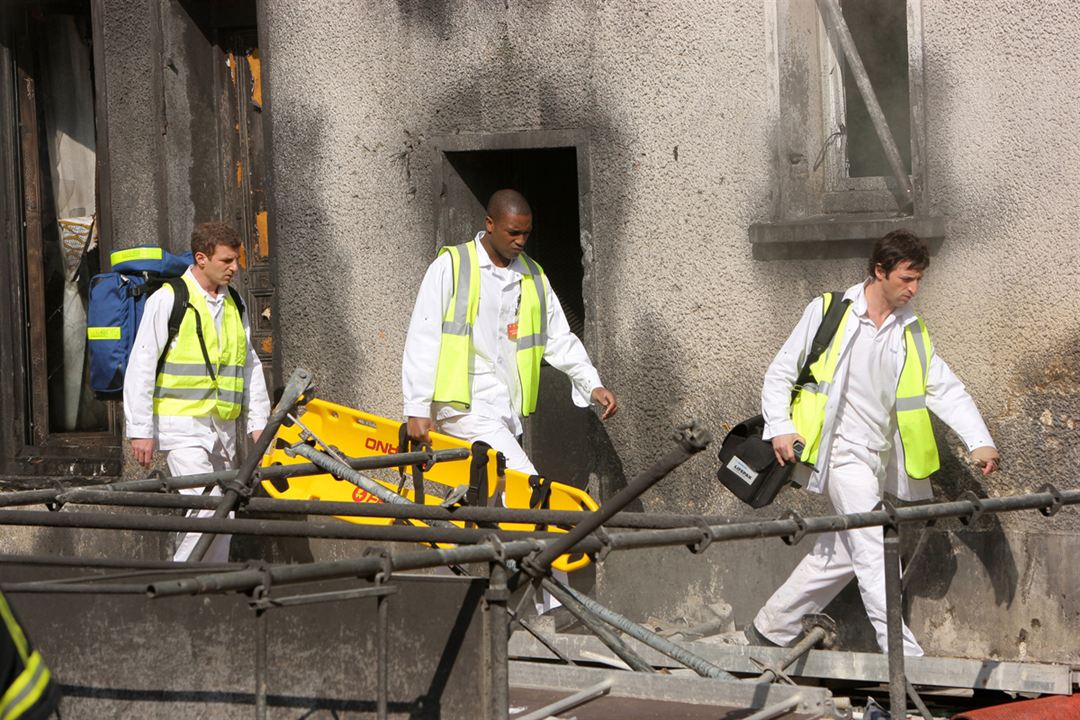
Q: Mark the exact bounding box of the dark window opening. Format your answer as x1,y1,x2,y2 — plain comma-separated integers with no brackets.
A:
841,0,911,178
442,147,585,336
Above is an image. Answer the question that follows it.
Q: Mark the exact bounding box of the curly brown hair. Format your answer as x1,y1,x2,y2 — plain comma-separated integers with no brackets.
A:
191,221,241,259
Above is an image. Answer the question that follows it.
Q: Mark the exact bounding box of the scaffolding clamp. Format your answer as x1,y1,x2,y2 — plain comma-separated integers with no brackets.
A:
247,561,275,612
878,499,899,531
687,518,715,554
217,476,255,507
363,546,394,586
485,534,508,566
1038,483,1063,517
781,510,808,546
959,491,985,526
45,479,68,512
591,526,615,562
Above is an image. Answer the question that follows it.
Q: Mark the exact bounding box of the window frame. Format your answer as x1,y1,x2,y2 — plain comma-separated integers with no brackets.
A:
751,0,939,260
817,0,927,214
0,2,121,485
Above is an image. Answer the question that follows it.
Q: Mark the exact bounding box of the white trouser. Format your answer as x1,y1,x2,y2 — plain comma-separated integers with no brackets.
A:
754,436,924,656
167,443,234,564
437,413,538,475
436,412,567,614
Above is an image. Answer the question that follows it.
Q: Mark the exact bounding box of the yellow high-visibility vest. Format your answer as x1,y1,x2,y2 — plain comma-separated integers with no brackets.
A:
432,241,548,417
0,592,59,720
153,274,247,420
791,293,940,479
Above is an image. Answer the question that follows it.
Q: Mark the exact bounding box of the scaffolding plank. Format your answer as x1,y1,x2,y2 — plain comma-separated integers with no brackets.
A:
510,632,1074,696
509,661,834,719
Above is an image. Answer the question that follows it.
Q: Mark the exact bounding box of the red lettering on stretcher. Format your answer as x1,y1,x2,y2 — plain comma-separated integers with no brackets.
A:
352,486,384,504
364,437,398,454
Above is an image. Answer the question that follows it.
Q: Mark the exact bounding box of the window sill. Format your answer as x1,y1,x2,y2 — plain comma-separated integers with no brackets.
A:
749,213,945,261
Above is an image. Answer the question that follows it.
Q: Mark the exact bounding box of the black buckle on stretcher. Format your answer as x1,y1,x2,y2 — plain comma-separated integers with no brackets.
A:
396,423,426,506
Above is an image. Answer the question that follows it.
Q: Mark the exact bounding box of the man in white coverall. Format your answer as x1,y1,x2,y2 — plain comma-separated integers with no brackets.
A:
402,190,617,614
124,222,271,563
402,188,617,473
747,229,1000,656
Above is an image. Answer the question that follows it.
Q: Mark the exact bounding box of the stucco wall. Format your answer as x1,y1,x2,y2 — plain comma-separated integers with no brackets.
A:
260,0,1080,660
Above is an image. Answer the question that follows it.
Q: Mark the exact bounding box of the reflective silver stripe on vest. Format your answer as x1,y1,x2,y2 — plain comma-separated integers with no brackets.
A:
154,386,215,401
217,389,244,406
517,334,544,350
519,254,548,344
895,395,926,412
908,320,929,378
0,653,47,719
445,243,473,336
218,365,244,380
159,362,208,377
442,320,471,335
160,363,244,379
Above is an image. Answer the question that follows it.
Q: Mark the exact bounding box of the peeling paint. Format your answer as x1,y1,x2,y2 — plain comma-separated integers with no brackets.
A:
256,210,269,257
247,49,262,109
260,336,273,354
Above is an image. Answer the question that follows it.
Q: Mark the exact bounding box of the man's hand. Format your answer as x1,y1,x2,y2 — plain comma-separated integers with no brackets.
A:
771,433,805,466
131,438,156,468
971,446,1000,476
407,416,434,445
250,429,263,445
591,387,618,420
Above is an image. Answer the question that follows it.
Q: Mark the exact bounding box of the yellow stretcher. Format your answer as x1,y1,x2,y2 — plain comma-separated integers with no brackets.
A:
261,398,598,572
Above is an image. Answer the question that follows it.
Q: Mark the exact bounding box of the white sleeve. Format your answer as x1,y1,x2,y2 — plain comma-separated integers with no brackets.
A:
242,311,271,434
925,352,996,451
541,282,602,408
402,255,454,418
761,297,823,440
123,288,175,439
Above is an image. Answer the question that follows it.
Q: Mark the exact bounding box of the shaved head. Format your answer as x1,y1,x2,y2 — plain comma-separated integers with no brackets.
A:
486,189,532,221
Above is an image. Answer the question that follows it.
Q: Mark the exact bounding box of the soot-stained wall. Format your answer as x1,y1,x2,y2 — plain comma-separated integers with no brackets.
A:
95,0,1080,661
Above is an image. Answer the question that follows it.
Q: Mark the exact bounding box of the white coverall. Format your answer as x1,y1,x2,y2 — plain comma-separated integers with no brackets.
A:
124,268,271,563
753,282,995,656
402,233,603,475
403,233,604,613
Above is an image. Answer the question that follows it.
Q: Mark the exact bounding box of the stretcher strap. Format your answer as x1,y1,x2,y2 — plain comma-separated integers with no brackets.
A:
396,423,426,506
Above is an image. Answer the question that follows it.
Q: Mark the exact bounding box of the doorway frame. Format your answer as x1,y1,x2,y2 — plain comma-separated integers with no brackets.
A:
428,129,597,352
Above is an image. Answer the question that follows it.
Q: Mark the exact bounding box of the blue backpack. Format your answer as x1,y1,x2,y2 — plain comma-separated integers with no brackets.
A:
86,245,244,398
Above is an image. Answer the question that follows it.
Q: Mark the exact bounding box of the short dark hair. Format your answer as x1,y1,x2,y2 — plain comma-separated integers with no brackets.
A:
868,229,930,277
486,189,532,220
191,222,241,259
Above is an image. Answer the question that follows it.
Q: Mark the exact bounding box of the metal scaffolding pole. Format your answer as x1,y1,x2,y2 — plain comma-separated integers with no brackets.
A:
518,421,711,582
0,447,470,510
135,485,1079,598
0,487,1075,564
51,487,736,530
543,577,737,681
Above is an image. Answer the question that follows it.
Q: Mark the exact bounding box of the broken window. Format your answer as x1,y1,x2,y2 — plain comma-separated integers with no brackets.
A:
0,2,118,479
751,0,941,258
30,7,106,435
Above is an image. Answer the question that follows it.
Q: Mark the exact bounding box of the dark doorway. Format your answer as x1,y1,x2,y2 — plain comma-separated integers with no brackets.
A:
434,137,599,490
